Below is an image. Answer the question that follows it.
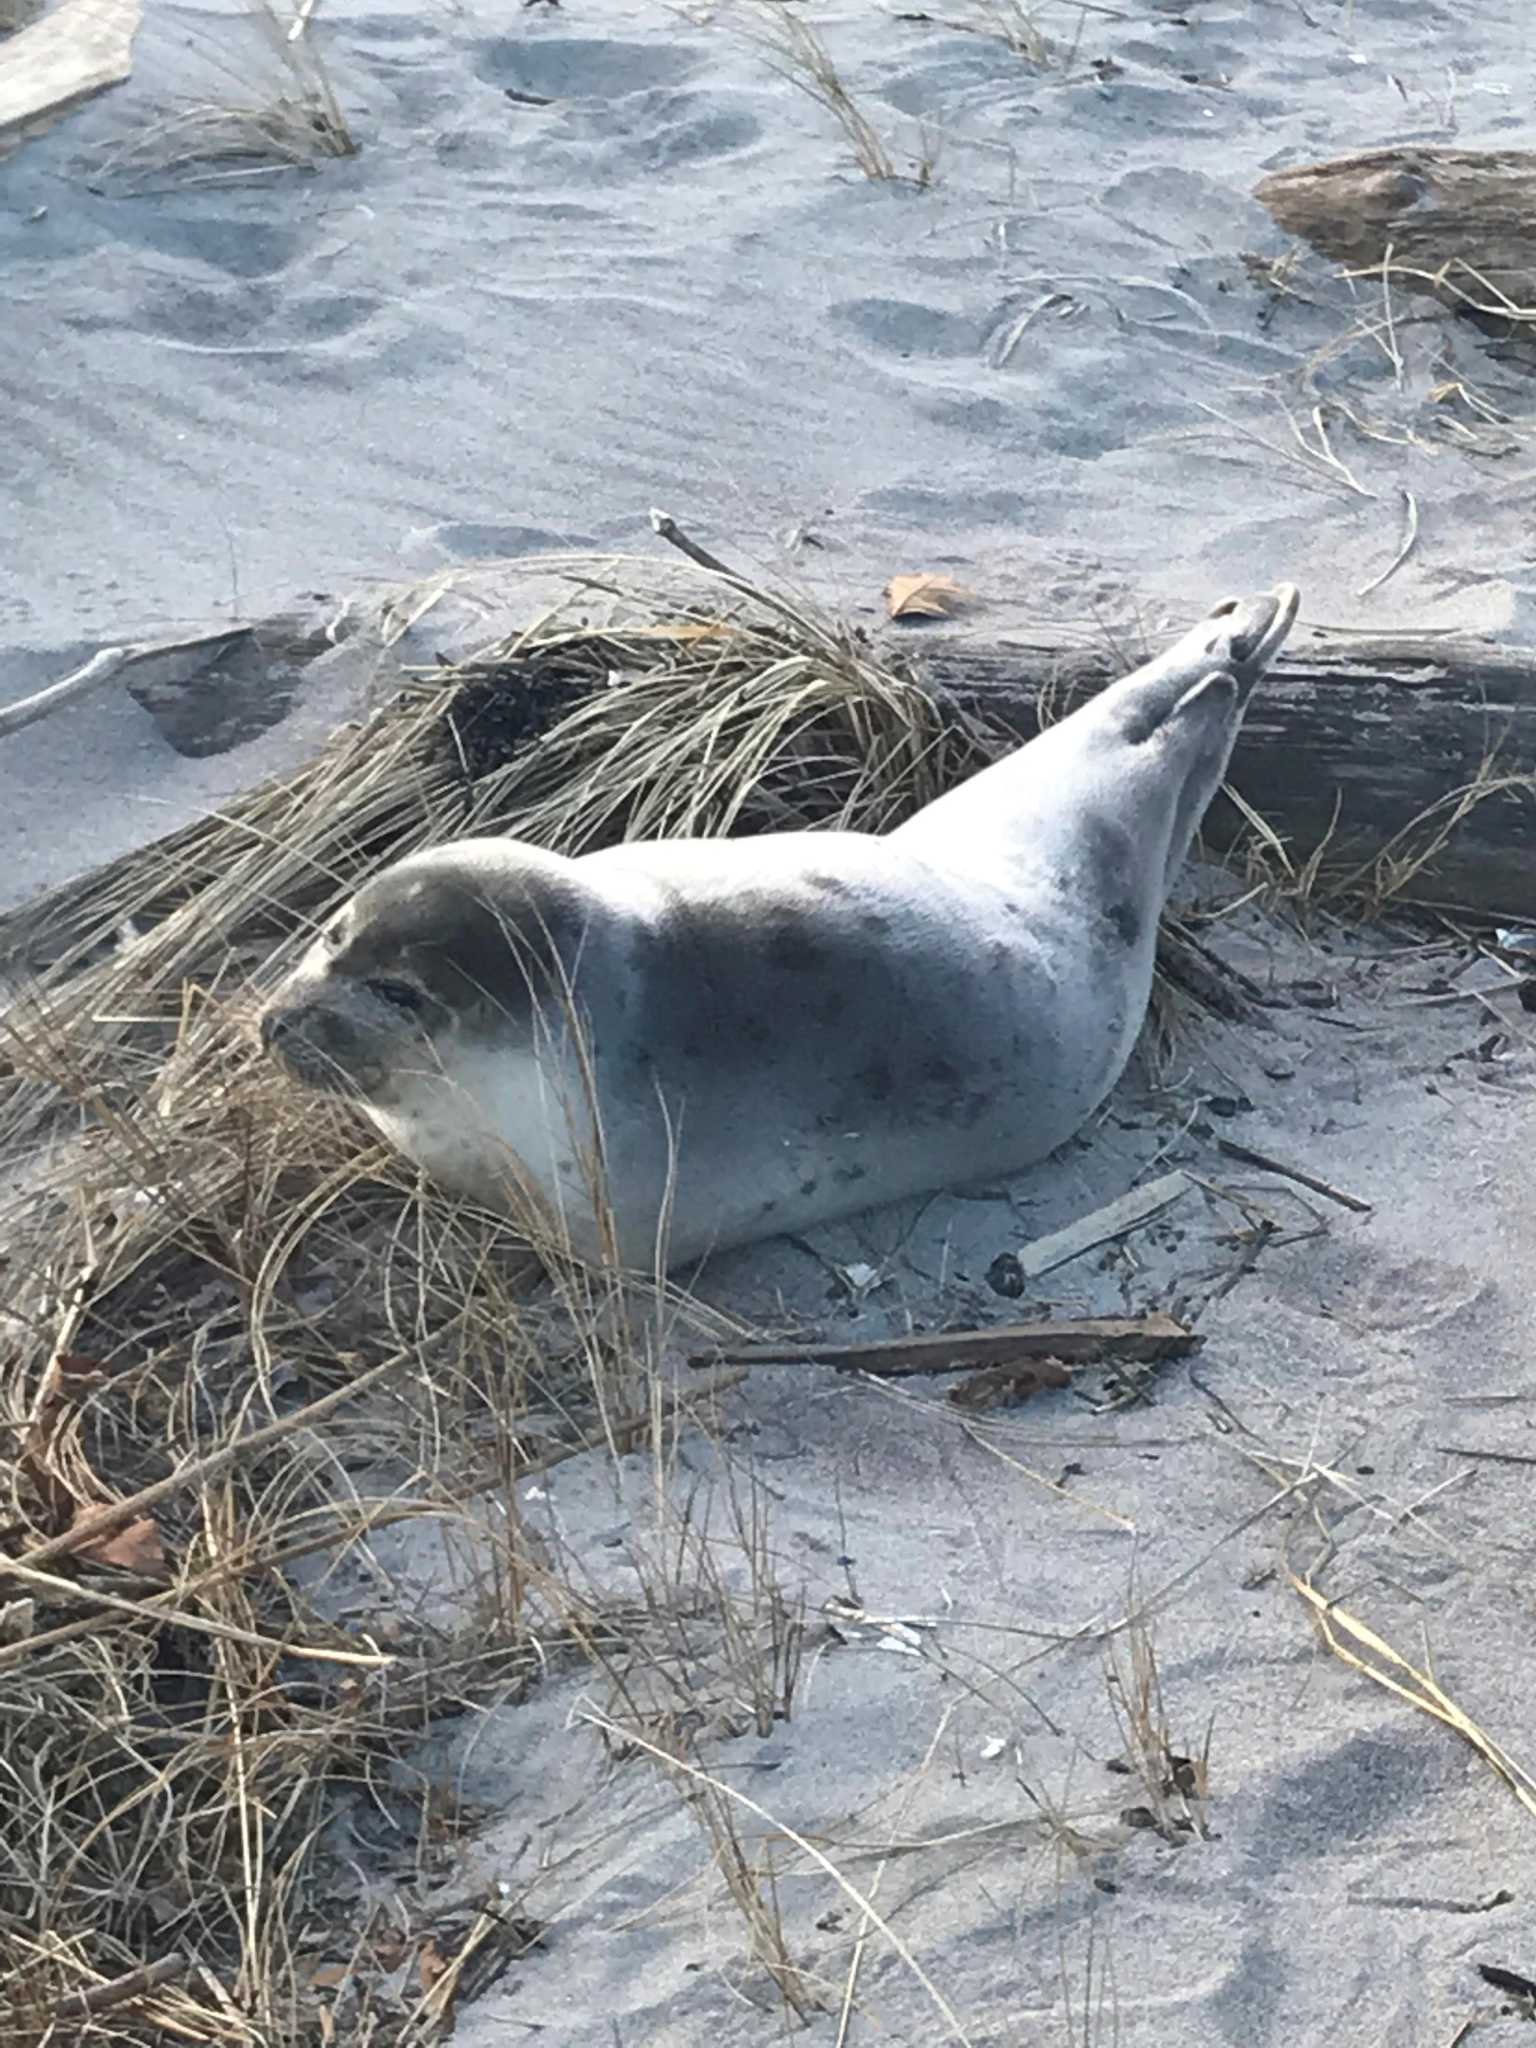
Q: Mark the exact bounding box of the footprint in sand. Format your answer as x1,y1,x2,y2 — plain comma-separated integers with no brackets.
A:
131,215,306,282
830,296,983,361
472,35,701,102
125,281,382,353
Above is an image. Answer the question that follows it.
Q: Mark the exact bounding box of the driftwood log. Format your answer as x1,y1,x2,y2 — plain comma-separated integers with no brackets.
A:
1254,148,1536,323
924,631,1536,919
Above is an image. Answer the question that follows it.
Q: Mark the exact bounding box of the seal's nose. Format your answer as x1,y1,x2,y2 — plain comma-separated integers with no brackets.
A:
259,1006,291,1053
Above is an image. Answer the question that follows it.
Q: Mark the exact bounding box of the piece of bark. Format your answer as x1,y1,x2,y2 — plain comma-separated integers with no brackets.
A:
694,1310,1198,1376
1254,148,1536,320
53,1954,188,2022
924,632,1536,920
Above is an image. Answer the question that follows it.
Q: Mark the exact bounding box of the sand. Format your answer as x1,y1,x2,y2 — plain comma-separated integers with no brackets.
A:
4,0,1536,2038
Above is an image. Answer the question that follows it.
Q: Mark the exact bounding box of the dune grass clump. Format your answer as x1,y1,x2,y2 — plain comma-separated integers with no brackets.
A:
730,2,935,185
87,0,354,192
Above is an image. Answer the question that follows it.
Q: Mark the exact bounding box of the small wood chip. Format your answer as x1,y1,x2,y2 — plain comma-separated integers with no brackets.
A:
1012,1171,1195,1280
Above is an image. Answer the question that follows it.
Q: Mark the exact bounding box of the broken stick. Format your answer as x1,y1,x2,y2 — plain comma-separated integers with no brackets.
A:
0,626,251,740
53,1954,188,2022
692,1310,1198,1377
1215,1138,1372,1214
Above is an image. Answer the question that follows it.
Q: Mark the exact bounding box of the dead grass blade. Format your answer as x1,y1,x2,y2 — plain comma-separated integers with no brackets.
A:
729,2,915,183
1291,1575,1536,1821
574,1704,976,2045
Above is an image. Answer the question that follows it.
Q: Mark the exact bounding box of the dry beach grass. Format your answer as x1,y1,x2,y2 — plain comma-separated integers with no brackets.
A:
83,0,353,190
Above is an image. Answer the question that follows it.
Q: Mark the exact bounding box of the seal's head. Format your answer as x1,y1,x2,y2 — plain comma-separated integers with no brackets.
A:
257,840,584,1108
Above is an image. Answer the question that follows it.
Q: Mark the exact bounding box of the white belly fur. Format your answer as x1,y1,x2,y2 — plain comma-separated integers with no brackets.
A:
365,1045,606,1257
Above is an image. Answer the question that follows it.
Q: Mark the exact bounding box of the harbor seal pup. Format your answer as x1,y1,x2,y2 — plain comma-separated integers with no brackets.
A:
258,584,1298,1270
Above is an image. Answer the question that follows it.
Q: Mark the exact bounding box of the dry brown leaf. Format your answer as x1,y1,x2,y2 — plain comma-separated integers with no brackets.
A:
417,1938,449,1993
17,1349,115,1529
884,573,972,621
71,1509,168,1579
53,1351,109,1391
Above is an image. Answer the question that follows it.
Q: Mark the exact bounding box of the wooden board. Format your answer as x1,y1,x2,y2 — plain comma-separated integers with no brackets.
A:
0,0,142,153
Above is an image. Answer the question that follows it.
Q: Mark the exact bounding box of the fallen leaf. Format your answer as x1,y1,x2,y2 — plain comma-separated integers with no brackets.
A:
71,1510,169,1579
54,1351,109,1392
884,573,972,621
16,1349,114,1532
417,1938,449,1994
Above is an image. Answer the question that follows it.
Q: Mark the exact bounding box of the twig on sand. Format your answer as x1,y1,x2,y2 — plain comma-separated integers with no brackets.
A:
1162,917,1278,1007
52,1954,189,2022
648,507,743,583
691,1310,1197,1376
0,626,251,739
1215,1137,1372,1214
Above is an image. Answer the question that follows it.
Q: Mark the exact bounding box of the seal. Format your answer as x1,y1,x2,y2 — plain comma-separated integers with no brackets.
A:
258,584,1299,1271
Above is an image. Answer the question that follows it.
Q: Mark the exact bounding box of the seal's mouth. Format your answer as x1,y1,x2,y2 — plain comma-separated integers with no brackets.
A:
1206,583,1300,671
259,999,380,1098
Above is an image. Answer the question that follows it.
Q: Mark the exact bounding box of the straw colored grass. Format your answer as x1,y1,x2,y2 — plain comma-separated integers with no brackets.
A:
1291,1574,1536,1822
730,2,928,184
575,1705,977,2043
1221,747,1536,924
958,0,1053,67
1103,1588,1212,1844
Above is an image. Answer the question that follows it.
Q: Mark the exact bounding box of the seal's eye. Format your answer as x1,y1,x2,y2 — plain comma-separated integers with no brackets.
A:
367,978,426,1013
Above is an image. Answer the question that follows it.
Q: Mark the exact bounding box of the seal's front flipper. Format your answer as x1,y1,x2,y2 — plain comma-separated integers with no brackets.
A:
1157,668,1254,887
1100,582,1299,745
1170,669,1239,725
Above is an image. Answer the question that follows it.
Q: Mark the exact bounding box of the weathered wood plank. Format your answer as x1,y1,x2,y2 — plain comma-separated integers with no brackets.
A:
922,631,1536,918
1254,147,1536,322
